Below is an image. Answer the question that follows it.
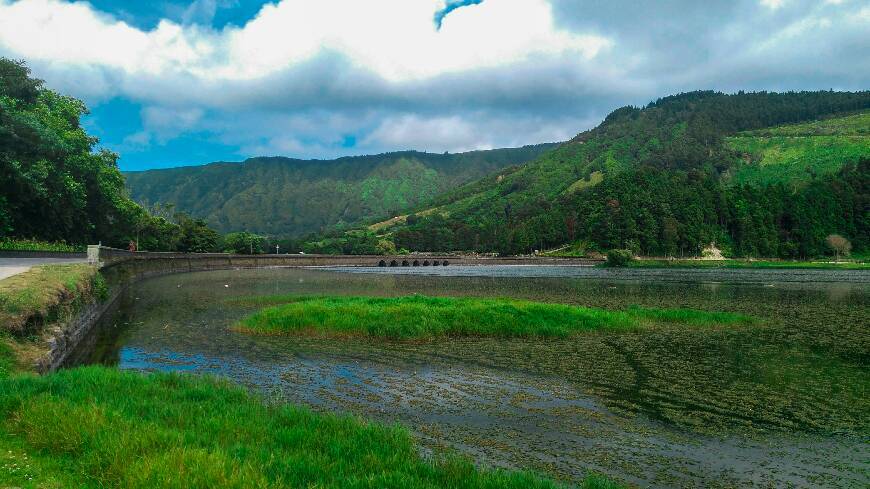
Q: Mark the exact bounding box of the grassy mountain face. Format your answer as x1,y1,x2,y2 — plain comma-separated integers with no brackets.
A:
383,91,870,258
125,146,555,236
724,112,869,187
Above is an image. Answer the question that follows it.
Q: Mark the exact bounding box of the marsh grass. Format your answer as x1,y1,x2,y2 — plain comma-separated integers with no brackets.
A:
0,366,619,488
233,296,754,339
0,264,107,335
625,259,868,270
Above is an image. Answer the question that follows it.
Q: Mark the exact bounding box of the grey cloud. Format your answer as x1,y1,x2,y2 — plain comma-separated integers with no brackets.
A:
15,0,868,161
550,0,869,95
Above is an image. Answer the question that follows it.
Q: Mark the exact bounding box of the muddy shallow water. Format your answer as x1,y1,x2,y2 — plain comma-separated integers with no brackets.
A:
68,266,870,488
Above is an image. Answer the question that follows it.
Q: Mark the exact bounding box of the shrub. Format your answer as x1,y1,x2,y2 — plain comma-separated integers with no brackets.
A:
826,234,852,261
606,249,634,267
0,238,83,253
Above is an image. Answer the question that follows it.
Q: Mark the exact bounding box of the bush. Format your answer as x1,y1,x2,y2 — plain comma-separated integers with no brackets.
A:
0,238,83,253
606,249,634,267
376,239,396,255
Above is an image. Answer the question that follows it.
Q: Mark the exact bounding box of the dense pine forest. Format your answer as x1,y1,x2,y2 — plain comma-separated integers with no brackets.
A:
384,91,869,258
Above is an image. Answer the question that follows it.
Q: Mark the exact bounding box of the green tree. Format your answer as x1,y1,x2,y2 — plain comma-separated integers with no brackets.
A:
0,58,223,251
176,213,221,253
224,232,266,254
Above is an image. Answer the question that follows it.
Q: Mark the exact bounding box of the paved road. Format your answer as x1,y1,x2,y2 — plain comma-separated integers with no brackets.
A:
0,257,88,281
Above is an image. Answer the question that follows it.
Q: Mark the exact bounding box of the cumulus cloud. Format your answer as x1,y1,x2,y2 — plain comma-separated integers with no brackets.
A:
0,0,607,82
0,0,866,167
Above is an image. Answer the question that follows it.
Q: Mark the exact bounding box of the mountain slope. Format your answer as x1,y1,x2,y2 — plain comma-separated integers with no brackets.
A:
125,145,555,236
724,111,869,187
380,91,870,258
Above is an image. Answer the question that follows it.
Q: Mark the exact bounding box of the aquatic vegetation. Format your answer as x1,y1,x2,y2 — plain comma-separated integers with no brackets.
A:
0,366,601,489
65,268,870,486
624,259,868,269
234,295,754,339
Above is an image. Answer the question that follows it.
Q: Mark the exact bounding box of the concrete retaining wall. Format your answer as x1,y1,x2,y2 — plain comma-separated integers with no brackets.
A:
87,245,602,272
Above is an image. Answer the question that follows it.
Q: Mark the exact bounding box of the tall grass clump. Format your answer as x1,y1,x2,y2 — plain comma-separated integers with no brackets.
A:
0,366,611,488
0,238,84,253
0,337,14,378
234,296,754,340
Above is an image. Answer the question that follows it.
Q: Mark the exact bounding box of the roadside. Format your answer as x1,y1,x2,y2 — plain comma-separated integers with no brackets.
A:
0,257,88,281
0,264,106,373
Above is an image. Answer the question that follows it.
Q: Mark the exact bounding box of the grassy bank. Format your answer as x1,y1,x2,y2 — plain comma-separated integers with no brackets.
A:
0,273,618,488
0,264,107,372
0,264,106,335
624,259,868,270
0,366,620,489
234,295,753,339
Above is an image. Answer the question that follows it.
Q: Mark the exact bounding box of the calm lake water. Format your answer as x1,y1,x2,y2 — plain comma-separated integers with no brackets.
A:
69,266,870,488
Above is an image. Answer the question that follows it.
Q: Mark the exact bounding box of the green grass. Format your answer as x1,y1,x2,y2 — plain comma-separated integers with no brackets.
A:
0,335,14,378
0,264,107,335
626,259,869,270
723,111,870,188
725,135,869,187
0,274,620,489
741,111,870,137
0,366,622,489
234,296,753,339
540,241,593,258
0,264,107,373
0,238,84,253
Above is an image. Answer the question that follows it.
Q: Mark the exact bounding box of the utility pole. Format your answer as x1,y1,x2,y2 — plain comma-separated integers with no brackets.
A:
275,244,280,255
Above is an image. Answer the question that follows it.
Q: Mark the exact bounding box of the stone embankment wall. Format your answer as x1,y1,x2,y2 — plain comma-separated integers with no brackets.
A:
36,296,118,373
88,245,602,273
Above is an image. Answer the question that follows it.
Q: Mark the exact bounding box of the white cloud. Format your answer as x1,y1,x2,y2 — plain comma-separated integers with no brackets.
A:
0,0,609,83
361,113,583,153
141,106,205,142
761,0,786,10
0,0,866,165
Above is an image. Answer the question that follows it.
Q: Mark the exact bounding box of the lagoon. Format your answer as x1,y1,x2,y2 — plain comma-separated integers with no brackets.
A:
69,266,869,488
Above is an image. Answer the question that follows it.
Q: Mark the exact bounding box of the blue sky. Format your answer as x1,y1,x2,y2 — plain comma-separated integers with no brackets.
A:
0,0,867,171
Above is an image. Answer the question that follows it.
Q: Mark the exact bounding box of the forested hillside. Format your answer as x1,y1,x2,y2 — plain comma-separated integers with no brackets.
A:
381,91,869,258
0,58,130,245
0,59,221,251
125,146,555,237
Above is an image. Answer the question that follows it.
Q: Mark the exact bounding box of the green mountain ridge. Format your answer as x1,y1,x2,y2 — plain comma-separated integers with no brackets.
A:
381,91,870,258
125,146,556,237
